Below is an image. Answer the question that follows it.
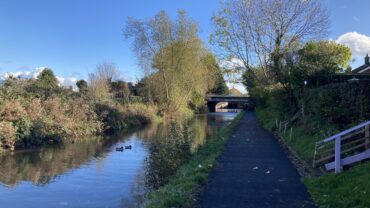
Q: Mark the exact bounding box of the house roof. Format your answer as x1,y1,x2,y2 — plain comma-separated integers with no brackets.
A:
352,64,370,73
352,54,370,74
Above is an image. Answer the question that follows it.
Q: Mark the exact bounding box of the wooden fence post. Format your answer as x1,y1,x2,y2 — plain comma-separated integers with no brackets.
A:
279,120,282,132
275,119,278,129
365,125,369,149
335,136,342,173
284,123,287,135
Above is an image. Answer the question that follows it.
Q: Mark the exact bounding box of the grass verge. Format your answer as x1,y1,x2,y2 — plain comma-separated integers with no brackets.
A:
143,111,246,208
255,107,319,164
304,161,370,208
255,107,370,208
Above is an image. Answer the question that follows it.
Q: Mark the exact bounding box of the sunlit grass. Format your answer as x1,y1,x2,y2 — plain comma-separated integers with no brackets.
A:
305,162,370,208
255,107,319,163
256,107,370,208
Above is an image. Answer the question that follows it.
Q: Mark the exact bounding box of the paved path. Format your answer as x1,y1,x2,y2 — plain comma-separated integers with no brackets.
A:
198,112,315,208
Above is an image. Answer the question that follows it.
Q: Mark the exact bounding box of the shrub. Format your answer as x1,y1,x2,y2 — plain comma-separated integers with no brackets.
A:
0,99,27,122
304,81,370,129
0,68,157,151
0,95,103,149
124,103,157,124
94,102,157,133
0,121,17,150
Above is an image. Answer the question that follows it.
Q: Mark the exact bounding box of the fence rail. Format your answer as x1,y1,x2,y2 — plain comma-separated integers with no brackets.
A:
313,121,370,173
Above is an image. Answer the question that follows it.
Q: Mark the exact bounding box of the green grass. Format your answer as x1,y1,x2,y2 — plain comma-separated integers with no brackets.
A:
304,162,370,208
143,111,246,208
256,107,370,208
255,107,320,163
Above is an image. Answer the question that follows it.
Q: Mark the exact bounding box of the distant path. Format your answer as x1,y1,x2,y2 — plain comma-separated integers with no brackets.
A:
197,112,315,208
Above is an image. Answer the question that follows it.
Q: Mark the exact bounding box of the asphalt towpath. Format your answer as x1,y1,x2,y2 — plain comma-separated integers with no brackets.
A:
197,111,315,208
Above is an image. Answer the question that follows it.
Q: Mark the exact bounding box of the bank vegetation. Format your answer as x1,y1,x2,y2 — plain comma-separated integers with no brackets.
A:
0,65,157,151
211,0,370,207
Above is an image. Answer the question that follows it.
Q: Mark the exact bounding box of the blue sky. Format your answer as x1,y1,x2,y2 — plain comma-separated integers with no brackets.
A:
0,0,370,88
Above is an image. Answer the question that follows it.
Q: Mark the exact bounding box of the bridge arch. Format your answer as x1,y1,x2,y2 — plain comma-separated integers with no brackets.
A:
206,95,250,112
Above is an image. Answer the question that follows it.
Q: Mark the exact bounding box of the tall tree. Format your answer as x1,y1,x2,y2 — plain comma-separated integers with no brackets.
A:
284,41,352,88
96,62,119,82
211,0,330,84
76,80,88,93
125,10,218,115
203,54,229,95
298,41,352,75
36,68,59,90
87,64,114,103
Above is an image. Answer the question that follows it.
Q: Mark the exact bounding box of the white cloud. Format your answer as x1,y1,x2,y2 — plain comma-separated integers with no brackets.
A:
220,58,245,69
1,67,79,91
1,67,45,80
56,76,79,91
226,82,247,95
337,32,370,58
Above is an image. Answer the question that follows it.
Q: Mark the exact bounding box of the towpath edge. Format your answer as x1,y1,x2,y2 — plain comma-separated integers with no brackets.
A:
197,111,315,208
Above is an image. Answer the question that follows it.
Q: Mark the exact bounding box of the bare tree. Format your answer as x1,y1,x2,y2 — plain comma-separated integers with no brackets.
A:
96,62,120,82
87,62,118,102
87,72,111,103
212,0,330,79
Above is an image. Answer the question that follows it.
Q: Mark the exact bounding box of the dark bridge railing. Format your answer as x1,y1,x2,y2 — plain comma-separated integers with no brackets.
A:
206,95,250,102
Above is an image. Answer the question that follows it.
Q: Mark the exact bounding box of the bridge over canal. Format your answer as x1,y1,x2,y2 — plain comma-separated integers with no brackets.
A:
206,95,250,112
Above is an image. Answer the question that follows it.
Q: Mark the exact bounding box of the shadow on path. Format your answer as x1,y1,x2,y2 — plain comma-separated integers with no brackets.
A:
197,111,315,208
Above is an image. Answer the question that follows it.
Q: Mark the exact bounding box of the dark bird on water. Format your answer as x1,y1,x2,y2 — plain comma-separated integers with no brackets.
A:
115,146,124,151
115,145,132,151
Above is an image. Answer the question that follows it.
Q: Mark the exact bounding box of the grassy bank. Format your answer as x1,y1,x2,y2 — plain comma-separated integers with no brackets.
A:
255,107,370,208
143,111,246,208
255,107,321,164
304,162,370,208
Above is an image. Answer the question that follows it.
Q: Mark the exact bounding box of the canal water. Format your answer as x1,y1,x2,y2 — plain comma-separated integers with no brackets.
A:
0,112,238,208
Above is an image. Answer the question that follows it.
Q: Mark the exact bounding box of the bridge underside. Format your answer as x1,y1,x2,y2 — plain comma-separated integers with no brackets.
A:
206,95,251,112
207,101,248,112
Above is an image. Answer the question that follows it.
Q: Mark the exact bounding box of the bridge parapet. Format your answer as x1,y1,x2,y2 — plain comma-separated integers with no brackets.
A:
206,95,250,112
206,95,250,102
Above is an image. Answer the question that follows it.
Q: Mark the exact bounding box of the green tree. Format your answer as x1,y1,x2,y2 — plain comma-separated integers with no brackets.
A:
125,10,218,115
203,54,228,95
29,68,60,97
36,68,59,90
229,87,243,96
111,80,131,104
76,80,88,93
87,64,113,103
211,73,228,95
298,40,352,75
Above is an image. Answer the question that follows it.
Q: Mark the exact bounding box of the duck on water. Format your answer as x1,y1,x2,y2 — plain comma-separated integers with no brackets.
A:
115,145,132,151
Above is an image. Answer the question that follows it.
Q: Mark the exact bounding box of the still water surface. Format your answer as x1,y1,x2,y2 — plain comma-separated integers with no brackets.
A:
0,112,238,208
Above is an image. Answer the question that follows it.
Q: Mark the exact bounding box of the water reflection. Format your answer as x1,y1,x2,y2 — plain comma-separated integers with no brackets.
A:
0,112,238,208
143,121,191,189
0,138,106,187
